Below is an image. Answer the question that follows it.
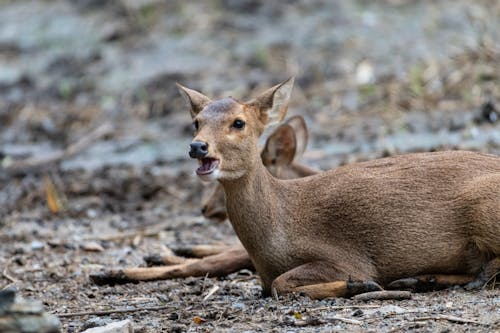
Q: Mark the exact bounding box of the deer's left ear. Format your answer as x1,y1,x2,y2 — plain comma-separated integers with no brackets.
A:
177,83,212,119
248,77,294,127
261,123,297,167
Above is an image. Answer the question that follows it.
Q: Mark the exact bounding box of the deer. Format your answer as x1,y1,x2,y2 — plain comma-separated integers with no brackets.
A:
177,77,500,299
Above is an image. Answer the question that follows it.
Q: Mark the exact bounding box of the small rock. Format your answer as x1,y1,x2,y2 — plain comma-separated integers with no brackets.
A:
30,241,45,251
480,100,498,123
0,289,60,333
351,308,364,317
81,242,105,252
80,319,133,333
81,317,115,331
356,60,375,85
0,289,16,313
232,302,245,311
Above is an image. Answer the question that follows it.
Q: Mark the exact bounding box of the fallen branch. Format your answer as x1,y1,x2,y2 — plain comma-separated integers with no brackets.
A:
414,314,484,325
329,316,363,325
2,257,20,284
308,305,381,311
1,122,113,175
55,304,174,318
352,290,412,302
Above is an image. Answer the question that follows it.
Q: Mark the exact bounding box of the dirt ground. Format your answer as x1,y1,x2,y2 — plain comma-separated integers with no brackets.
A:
1,0,500,332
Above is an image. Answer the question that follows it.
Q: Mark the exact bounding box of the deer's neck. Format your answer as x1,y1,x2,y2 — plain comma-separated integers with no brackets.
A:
220,163,287,253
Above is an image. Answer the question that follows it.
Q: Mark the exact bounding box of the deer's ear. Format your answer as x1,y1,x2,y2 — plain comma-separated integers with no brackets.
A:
285,115,308,158
248,77,294,127
261,123,297,167
176,83,212,119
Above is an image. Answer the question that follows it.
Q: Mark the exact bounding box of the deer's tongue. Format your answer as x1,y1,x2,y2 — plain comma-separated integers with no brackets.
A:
197,158,219,175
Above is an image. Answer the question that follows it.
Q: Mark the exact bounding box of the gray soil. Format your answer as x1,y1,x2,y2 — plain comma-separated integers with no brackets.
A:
1,0,499,332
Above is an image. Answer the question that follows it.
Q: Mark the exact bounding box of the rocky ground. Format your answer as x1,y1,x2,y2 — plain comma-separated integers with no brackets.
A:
1,0,499,332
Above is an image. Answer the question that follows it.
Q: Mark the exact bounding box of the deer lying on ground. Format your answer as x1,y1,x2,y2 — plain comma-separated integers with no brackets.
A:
177,78,500,298
91,116,319,284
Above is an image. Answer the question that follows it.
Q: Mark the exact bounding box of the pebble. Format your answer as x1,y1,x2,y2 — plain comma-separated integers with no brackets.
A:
30,240,45,251
80,320,134,333
0,288,61,333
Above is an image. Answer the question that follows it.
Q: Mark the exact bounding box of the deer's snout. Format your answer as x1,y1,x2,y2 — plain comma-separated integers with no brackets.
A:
189,141,208,158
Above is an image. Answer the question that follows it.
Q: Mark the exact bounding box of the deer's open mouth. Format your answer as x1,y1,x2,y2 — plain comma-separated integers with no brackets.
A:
197,158,219,175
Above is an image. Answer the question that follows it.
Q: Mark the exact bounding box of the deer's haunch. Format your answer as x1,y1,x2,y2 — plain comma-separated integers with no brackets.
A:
178,79,500,298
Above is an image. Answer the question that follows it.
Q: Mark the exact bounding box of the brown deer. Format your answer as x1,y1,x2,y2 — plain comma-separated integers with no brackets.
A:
178,78,500,298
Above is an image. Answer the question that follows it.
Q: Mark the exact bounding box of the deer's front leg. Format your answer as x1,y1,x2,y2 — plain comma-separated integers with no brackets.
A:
270,262,381,299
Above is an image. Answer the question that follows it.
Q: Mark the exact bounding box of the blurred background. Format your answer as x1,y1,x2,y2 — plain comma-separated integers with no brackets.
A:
0,0,499,330
1,0,499,173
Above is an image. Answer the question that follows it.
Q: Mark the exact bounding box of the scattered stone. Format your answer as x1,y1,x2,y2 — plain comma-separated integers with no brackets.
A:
80,319,133,333
30,241,45,251
81,242,105,252
81,317,116,331
475,100,499,124
351,308,364,317
0,288,60,333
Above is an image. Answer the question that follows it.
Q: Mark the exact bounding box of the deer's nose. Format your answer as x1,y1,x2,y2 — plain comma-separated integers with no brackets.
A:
189,141,208,158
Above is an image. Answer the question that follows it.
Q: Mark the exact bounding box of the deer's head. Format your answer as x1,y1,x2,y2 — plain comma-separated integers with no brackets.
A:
178,78,294,182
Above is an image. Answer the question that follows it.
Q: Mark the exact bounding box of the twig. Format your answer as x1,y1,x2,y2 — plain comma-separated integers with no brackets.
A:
203,285,220,301
1,122,113,175
2,257,20,284
352,290,412,302
414,315,485,325
54,304,174,318
482,270,499,289
329,316,363,325
308,305,381,311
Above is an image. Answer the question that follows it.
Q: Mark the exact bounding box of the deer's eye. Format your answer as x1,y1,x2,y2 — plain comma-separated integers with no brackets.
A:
232,119,245,130
192,120,199,131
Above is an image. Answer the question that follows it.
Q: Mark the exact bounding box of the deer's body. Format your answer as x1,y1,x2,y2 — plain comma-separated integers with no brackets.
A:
224,150,500,293
179,78,500,298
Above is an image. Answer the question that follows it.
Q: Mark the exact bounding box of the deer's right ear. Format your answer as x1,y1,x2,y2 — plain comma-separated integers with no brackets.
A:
248,77,294,127
176,83,212,119
261,123,297,167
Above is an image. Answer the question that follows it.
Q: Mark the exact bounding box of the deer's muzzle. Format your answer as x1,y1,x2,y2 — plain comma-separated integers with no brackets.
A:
189,141,208,158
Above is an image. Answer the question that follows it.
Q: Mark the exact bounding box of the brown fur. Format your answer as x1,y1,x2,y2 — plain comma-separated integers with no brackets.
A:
179,79,500,298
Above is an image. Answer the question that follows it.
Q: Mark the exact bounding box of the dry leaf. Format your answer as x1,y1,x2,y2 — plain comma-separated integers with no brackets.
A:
193,316,206,325
44,174,62,214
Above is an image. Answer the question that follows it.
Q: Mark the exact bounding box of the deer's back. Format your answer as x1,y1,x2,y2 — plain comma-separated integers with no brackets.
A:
281,151,500,282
